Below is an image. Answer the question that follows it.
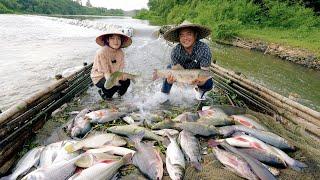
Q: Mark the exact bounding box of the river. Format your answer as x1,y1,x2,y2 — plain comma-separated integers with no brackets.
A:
0,14,319,112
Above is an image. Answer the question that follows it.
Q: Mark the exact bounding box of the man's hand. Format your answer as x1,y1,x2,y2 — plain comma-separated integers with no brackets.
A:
191,79,205,86
167,74,176,84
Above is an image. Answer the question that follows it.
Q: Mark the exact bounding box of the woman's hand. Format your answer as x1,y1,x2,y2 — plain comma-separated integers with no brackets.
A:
166,74,176,84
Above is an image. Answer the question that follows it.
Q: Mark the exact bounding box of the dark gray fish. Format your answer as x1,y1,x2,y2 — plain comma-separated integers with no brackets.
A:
221,142,276,180
67,108,92,137
219,125,295,151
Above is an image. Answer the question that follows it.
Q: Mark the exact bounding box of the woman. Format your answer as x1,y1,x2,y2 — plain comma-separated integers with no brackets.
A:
91,27,132,100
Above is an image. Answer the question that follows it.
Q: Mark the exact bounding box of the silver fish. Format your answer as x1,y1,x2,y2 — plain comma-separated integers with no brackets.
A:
2,146,44,180
231,115,268,131
85,109,125,124
130,131,163,180
153,69,211,85
178,130,202,171
166,133,185,180
175,122,219,136
107,125,164,142
219,125,295,150
22,154,82,180
221,142,276,180
212,147,258,180
86,145,136,156
75,152,120,168
197,107,234,126
152,129,180,137
66,108,92,137
65,133,127,153
69,154,132,180
172,112,198,122
105,71,137,89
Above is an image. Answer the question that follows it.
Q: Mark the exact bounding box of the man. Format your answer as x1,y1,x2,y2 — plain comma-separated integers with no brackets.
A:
160,21,213,101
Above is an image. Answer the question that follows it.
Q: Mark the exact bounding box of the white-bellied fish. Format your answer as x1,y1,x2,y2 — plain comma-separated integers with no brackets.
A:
172,112,199,122
178,130,202,171
64,133,126,153
66,108,92,137
152,129,180,137
165,132,185,180
85,109,125,124
22,154,83,180
221,142,276,180
152,69,211,85
69,154,132,180
107,125,164,142
130,131,163,180
197,107,234,126
2,146,44,180
212,147,258,180
218,125,295,150
104,71,137,89
86,145,136,156
75,152,120,168
231,115,268,131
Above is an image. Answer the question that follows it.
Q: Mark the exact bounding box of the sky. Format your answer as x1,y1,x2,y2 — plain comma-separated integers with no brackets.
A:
82,0,149,11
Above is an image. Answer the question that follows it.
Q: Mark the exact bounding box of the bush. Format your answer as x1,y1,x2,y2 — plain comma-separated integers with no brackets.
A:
0,3,13,13
214,19,242,39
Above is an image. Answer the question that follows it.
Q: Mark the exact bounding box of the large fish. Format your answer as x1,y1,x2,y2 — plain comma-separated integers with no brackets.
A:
130,131,163,180
231,115,268,131
85,109,126,124
197,107,234,126
22,154,83,180
224,134,286,166
152,129,180,137
212,147,258,180
65,133,127,153
218,125,295,150
178,130,202,171
66,108,92,137
107,125,164,142
104,71,137,89
152,69,211,85
39,140,78,168
165,132,185,180
220,142,276,180
172,112,199,122
69,154,132,180
75,153,120,168
237,148,285,167
175,122,219,136
86,145,136,156
2,146,44,180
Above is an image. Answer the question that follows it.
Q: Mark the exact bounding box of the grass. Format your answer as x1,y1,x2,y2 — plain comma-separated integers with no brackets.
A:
238,26,320,58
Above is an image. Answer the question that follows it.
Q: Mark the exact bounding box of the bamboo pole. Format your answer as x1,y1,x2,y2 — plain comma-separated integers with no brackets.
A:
211,63,320,120
210,65,320,136
210,66,320,124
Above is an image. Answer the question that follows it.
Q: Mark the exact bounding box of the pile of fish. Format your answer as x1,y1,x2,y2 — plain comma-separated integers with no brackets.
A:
1,105,308,180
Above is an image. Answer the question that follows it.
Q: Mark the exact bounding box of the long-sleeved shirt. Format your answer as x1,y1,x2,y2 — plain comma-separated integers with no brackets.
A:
90,46,124,84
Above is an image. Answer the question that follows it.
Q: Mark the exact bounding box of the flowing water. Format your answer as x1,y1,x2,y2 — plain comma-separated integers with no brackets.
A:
0,14,319,112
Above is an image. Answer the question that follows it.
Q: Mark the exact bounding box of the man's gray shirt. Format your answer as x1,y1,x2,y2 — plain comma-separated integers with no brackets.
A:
171,40,212,69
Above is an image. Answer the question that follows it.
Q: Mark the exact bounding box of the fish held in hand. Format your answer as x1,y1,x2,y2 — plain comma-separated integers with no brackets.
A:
104,71,137,89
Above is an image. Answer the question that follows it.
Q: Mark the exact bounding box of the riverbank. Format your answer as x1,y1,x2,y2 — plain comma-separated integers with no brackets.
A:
216,36,320,70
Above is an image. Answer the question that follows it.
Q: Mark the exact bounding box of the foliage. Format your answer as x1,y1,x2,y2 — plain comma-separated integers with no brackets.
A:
0,0,124,15
135,0,320,40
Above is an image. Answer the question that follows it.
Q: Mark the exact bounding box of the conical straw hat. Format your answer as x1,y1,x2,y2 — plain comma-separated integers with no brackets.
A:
163,20,211,42
96,26,132,48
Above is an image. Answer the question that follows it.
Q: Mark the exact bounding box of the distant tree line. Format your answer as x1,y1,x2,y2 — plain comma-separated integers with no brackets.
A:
135,0,320,39
0,0,124,15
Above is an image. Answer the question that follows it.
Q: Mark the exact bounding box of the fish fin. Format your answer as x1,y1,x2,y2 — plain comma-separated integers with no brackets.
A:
129,131,145,144
191,161,202,171
152,69,159,80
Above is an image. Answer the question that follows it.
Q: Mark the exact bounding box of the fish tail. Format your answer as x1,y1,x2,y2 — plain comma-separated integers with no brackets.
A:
191,161,202,171
129,131,145,144
290,160,307,171
152,69,159,80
